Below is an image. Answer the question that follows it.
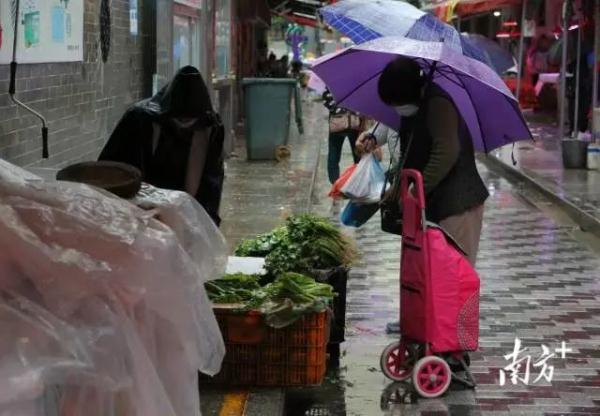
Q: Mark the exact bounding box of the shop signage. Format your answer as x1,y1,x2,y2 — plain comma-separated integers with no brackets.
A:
0,0,84,64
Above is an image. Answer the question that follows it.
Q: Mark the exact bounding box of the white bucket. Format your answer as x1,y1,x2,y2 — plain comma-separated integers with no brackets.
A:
587,144,600,170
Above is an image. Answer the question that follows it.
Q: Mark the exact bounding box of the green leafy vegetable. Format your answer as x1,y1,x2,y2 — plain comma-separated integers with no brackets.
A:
205,272,336,328
204,273,262,304
234,214,360,277
234,227,288,257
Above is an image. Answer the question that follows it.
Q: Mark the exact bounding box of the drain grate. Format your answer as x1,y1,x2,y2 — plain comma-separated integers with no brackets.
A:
304,407,332,416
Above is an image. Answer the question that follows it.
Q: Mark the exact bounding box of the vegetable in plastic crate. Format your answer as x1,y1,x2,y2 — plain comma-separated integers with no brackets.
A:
206,272,335,328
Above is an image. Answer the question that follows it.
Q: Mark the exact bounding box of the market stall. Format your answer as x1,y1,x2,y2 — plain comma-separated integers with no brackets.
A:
201,214,359,386
0,157,349,415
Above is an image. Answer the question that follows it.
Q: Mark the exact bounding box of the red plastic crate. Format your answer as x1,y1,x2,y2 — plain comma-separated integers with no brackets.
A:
202,308,329,386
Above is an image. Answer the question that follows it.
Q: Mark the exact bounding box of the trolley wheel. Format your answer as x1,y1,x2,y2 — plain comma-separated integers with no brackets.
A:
412,356,452,398
380,341,415,382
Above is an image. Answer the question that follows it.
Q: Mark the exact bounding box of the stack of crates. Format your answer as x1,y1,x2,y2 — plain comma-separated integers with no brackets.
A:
202,309,329,386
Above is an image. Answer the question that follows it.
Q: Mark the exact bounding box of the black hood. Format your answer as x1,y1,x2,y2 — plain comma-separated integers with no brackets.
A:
138,66,217,125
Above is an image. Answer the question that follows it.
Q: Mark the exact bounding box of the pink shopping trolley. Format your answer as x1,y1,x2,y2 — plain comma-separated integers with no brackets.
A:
379,169,480,398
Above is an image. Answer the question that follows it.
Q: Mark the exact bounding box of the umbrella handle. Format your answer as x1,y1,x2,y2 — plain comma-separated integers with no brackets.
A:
424,61,438,85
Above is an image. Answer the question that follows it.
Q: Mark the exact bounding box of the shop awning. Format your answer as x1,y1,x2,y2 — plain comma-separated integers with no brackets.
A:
424,0,521,22
268,0,337,27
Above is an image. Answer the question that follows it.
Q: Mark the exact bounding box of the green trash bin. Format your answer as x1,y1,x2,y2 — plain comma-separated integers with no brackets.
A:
242,78,302,160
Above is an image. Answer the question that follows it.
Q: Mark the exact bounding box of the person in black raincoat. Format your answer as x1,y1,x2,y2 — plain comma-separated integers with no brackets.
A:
99,66,225,226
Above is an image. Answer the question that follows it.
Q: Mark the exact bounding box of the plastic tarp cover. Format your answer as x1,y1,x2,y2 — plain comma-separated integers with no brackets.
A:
0,159,226,416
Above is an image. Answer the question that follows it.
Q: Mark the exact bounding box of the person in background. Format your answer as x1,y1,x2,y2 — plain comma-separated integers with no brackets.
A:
267,52,277,76
566,30,593,137
291,60,303,80
526,34,552,86
323,88,363,185
356,57,489,334
277,55,290,77
363,123,401,167
99,66,225,226
257,55,269,77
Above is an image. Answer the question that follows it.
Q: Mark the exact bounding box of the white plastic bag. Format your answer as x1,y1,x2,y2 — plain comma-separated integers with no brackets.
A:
340,154,386,203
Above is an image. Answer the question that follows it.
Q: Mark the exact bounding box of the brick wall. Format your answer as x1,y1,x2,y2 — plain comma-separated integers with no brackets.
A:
0,0,154,168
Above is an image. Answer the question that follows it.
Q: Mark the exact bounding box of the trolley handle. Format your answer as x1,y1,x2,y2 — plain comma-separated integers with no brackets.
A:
400,169,426,210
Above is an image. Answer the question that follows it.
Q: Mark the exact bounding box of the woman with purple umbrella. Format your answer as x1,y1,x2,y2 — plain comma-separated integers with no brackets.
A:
357,57,489,335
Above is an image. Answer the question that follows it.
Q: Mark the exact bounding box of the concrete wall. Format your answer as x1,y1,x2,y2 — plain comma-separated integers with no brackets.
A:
0,0,153,168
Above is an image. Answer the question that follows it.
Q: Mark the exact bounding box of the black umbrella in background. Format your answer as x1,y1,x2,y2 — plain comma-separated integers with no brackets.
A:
9,0,49,158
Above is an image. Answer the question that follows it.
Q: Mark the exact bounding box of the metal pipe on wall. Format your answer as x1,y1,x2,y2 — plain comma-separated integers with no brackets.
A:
9,0,49,158
515,0,527,103
574,24,582,135
558,0,572,140
593,0,600,137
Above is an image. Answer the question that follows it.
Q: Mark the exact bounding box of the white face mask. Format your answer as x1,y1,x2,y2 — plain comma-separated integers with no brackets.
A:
394,104,419,117
173,118,198,128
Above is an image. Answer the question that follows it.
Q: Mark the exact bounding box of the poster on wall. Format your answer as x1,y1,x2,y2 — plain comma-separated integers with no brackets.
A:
129,0,138,36
0,0,84,64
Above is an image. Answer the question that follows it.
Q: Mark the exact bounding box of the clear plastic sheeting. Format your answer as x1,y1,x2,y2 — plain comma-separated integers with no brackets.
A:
132,184,228,283
0,159,226,416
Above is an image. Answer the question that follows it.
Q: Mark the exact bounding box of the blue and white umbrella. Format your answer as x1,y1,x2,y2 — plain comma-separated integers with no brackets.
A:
463,33,516,75
320,0,488,65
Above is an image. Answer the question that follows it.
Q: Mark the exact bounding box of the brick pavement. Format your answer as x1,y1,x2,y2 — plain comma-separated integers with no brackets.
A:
489,118,600,231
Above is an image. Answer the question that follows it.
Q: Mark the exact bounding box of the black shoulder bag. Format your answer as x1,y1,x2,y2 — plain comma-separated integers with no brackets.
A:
380,127,415,235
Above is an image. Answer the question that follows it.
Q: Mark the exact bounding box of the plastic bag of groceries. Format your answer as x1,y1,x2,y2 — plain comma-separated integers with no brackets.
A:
340,154,385,203
0,159,226,416
328,164,356,200
340,201,380,227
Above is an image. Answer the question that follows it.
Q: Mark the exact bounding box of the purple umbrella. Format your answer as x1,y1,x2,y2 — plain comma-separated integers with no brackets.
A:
312,36,533,153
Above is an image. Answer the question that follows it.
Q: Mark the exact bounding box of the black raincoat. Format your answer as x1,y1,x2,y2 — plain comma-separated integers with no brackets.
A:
99,66,225,225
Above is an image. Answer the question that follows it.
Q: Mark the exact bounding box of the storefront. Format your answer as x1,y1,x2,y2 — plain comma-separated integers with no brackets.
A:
172,1,204,73
153,0,210,92
422,0,560,109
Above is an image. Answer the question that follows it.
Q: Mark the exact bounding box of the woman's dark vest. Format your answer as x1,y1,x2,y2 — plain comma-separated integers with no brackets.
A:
399,87,489,223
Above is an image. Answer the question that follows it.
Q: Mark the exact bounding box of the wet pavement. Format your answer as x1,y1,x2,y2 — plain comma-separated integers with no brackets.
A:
219,91,323,251
490,115,600,229
214,101,600,415
284,107,600,416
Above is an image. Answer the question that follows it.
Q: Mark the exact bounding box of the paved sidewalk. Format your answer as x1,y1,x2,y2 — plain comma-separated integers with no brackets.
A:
218,92,325,251
487,117,600,235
